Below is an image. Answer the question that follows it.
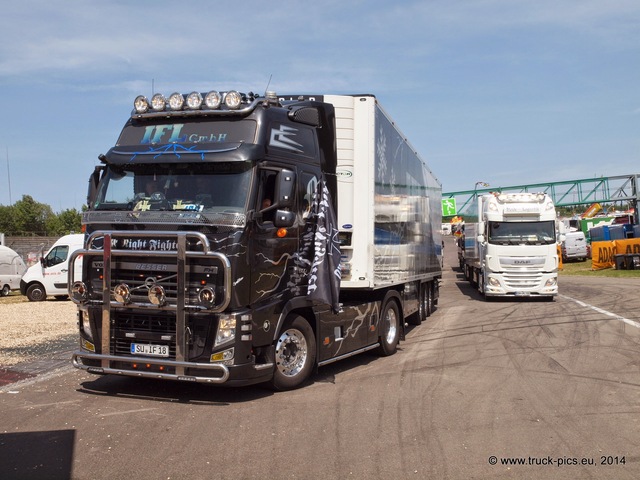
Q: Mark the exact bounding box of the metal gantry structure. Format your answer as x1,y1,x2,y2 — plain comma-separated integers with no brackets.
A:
443,173,640,220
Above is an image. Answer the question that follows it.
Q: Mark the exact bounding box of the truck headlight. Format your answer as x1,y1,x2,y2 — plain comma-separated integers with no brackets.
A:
134,95,149,113
148,285,166,306
545,278,557,287
168,92,184,110
151,93,166,111
114,283,131,304
198,286,216,308
205,91,221,109
215,315,236,347
186,91,203,110
224,91,242,109
71,281,88,302
79,310,93,341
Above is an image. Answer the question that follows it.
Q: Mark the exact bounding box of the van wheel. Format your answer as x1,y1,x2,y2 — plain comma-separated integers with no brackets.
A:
1,285,10,296
378,299,400,356
26,283,46,302
270,315,316,391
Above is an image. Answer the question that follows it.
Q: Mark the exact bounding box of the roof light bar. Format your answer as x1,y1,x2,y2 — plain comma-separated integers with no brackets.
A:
131,89,261,117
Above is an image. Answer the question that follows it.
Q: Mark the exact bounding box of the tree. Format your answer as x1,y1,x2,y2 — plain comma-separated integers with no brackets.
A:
46,208,82,235
12,195,54,235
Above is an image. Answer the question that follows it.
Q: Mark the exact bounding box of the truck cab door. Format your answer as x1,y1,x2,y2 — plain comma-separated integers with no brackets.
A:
249,167,299,305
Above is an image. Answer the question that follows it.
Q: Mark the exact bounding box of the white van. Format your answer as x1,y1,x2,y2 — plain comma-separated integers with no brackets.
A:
562,231,588,262
0,245,27,296
20,234,84,301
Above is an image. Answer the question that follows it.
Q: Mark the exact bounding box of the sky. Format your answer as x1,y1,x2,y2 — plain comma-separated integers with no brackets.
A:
0,0,639,212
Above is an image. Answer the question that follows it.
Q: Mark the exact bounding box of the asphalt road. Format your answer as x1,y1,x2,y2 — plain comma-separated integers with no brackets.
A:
1,237,639,480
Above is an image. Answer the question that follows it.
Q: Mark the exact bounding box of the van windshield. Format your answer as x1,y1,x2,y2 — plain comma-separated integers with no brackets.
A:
93,163,253,213
488,221,556,245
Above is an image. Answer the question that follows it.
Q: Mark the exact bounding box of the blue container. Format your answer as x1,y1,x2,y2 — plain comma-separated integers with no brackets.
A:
608,224,625,240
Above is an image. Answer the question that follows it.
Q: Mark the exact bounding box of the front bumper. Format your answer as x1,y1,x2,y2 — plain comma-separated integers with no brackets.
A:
71,350,274,386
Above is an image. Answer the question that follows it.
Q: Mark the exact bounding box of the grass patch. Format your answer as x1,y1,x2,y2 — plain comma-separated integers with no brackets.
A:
560,259,640,277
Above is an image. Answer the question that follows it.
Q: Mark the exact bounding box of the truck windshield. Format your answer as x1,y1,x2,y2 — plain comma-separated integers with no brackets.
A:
488,221,556,245
94,163,253,213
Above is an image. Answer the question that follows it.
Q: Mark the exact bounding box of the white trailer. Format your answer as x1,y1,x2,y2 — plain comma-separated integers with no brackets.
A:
0,245,27,296
463,192,560,300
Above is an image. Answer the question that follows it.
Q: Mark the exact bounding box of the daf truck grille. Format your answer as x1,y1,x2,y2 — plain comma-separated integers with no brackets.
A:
502,270,544,289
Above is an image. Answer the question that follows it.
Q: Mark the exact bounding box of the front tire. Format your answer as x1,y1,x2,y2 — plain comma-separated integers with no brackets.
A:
270,315,316,391
26,283,46,302
1,285,10,296
378,299,401,356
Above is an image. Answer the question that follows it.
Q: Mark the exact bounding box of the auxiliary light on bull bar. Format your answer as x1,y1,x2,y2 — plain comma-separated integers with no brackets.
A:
114,283,131,304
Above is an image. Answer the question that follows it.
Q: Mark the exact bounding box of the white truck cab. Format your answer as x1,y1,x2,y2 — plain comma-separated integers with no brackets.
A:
20,234,84,301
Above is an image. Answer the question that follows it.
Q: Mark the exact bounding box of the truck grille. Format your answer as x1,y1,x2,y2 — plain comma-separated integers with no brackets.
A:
502,270,544,289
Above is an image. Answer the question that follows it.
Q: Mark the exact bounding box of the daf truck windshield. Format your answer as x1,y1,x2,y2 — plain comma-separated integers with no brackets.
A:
94,163,253,213
488,221,555,245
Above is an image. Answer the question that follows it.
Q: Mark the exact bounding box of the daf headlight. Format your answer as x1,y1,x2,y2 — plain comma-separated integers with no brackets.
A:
224,90,242,110
151,93,166,111
215,315,236,346
114,283,131,304
134,95,149,114
168,92,184,111
186,91,203,110
204,91,221,109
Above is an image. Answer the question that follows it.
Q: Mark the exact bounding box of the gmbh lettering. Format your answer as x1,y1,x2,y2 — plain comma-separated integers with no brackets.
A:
140,124,229,144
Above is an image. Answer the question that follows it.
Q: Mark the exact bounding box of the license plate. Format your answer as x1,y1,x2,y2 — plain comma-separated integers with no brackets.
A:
514,291,531,296
130,343,169,357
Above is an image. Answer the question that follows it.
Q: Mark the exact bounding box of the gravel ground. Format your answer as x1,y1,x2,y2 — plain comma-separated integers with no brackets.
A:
0,296,77,367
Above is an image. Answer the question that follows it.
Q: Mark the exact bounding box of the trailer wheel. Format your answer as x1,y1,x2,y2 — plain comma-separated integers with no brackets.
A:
270,315,316,391
378,299,400,356
26,283,46,302
426,284,434,316
407,284,425,326
1,285,10,296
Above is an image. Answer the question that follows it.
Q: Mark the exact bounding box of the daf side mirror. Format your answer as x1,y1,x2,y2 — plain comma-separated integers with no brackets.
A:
477,234,485,243
275,169,295,209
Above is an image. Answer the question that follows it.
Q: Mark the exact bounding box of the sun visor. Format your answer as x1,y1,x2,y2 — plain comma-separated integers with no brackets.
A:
104,143,265,165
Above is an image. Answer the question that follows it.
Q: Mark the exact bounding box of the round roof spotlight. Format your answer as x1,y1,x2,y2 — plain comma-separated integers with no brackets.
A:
113,283,131,304
224,90,242,110
148,285,166,306
151,93,166,111
198,286,216,308
134,95,149,114
204,90,221,109
186,91,203,110
168,92,185,111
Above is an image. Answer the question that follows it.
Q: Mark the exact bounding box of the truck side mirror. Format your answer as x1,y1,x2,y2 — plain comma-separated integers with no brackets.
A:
477,234,485,243
274,210,296,228
87,165,104,207
275,169,295,209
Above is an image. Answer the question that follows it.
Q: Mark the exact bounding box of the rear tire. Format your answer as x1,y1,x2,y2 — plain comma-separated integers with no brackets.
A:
378,299,401,356
407,284,425,326
270,315,316,391
1,285,10,296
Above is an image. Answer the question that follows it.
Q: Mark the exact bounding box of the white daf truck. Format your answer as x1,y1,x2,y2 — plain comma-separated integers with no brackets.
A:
462,192,560,300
